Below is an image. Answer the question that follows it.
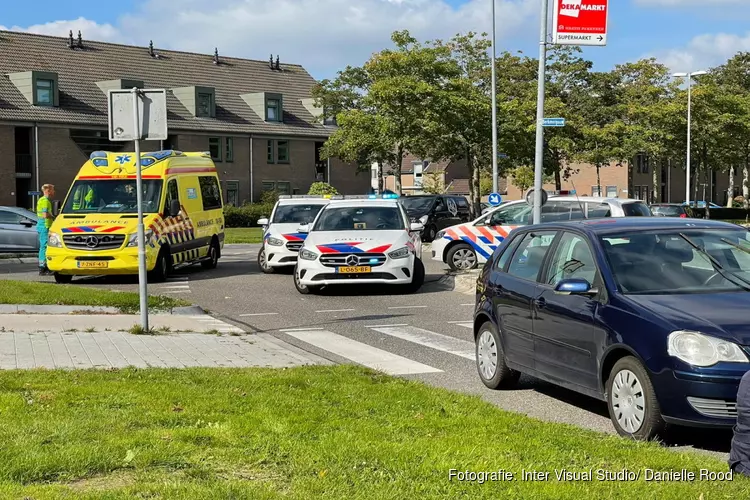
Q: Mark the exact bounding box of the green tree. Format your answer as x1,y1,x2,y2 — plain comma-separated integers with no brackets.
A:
308,182,339,196
511,166,535,192
421,172,446,194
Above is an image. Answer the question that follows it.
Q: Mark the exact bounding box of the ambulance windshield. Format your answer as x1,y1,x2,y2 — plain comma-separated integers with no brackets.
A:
62,179,164,214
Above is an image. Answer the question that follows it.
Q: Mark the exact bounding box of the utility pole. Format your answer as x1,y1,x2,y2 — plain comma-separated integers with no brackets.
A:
532,0,550,224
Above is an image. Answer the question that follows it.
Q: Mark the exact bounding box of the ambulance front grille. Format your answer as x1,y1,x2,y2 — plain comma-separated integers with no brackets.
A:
63,234,126,251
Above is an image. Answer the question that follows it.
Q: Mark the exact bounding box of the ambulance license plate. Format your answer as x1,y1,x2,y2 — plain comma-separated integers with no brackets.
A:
77,261,109,269
337,266,371,273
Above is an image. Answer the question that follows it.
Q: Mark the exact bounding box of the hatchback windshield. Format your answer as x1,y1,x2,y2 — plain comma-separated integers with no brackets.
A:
272,204,326,224
314,206,405,231
62,180,163,214
601,228,750,294
400,197,435,213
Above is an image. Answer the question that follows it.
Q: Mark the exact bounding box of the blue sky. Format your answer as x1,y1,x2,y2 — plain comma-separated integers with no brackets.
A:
1,0,748,78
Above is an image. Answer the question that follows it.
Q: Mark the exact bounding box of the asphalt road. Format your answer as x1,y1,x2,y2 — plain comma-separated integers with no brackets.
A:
0,244,733,459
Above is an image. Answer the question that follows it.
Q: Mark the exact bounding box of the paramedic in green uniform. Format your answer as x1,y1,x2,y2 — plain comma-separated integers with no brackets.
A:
36,184,55,275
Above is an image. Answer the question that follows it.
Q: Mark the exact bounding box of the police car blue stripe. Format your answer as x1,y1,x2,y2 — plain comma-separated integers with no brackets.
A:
460,236,491,259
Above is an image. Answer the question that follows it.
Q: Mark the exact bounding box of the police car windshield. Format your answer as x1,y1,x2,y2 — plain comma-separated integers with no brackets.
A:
314,206,405,231
61,180,163,214
272,204,325,224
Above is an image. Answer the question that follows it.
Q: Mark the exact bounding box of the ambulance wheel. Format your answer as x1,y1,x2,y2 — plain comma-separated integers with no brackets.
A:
447,243,478,271
404,258,425,293
201,239,220,270
54,273,73,284
294,266,319,295
149,248,171,282
258,246,275,274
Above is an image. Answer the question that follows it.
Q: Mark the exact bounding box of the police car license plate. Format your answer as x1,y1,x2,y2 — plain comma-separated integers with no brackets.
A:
337,266,371,273
77,261,108,269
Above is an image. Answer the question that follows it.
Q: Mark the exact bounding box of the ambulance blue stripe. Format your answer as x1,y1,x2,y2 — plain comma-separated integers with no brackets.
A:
460,236,490,259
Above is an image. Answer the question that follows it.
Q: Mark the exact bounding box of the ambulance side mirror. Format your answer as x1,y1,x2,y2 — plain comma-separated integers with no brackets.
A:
52,200,61,217
169,199,180,217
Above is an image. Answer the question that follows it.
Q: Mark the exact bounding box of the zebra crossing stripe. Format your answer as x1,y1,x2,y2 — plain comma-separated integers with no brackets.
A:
369,325,475,360
283,329,442,375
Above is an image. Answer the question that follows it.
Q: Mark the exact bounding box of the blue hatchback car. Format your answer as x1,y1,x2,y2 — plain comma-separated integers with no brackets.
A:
473,217,750,440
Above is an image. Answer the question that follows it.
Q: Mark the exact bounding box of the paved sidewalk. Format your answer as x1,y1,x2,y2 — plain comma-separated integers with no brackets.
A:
0,331,327,369
0,314,242,334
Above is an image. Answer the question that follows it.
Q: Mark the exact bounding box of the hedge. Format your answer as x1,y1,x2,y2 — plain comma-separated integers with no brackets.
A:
224,204,274,228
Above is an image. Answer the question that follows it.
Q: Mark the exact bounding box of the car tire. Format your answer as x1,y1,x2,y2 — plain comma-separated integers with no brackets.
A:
447,243,478,271
53,273,73,284
606,356,665,441
148,248,171,282
294,265,319,295
422,225,437,242
403,257,426,294
257,246,275,274
201,239,220,270
475,321,520,390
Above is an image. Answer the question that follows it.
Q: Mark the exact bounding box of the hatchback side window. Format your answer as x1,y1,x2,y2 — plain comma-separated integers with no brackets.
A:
496,234,523,271
546,232,598,286
506,231,557,282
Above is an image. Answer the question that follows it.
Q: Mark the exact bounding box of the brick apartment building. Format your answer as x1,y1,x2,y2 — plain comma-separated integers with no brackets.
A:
0,31,369,209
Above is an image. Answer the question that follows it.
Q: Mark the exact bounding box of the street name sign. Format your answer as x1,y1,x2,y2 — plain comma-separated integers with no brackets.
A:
552,0,609,47
543,117,566,127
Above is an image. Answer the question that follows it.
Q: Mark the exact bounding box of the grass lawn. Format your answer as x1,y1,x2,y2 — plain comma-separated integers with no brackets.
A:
0,365,745,499
224,227,263,244
0,280,189,314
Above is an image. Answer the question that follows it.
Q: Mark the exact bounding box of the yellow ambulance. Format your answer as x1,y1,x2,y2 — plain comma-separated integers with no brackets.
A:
46,150,225,283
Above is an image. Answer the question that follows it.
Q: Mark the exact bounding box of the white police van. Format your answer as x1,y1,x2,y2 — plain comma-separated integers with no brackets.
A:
257,196,331,273
293,195,425,294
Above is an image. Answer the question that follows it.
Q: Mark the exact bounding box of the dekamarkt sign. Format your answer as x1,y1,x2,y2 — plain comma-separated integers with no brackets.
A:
552,0,609,47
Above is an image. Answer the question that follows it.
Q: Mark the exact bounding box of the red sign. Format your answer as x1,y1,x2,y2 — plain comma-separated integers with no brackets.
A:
552,0,609,46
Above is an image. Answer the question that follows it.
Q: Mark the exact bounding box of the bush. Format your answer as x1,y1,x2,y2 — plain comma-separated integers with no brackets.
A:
224,203,274,228
308,182,339,196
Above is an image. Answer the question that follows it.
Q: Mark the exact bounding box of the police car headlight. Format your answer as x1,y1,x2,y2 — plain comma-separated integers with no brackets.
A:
48,232,63,248
667,331,749,367
266,237,284,246
435,230,446,239
419,215,429,225
299,249,318,261
126,230,154,247
388,247,410,259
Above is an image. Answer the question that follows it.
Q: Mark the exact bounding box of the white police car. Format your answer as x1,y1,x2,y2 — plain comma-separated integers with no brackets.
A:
293,196,426,294
257,196,331,273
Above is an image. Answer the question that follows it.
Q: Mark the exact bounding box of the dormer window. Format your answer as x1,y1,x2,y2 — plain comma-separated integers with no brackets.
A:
267,98,281,122
197,92,214,117
36,79,54,106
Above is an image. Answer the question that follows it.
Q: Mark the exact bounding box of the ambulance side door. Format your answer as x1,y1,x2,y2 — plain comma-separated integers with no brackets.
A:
176,175,206,258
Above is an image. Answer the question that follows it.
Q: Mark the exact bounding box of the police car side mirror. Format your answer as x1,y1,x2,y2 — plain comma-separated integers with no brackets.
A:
169,199,180,217
257,218,269,226
298,223,310,233
410,222,424,232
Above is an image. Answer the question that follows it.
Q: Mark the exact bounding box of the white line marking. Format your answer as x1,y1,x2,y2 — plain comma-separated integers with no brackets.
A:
283,330,442,375
315,309,356,313
364,323,409,328
370,325,475,360
461,303,474,306
239,312,279,317
455,323,473,329
280,327,325,332
160,285,190,289
387,305,428,310
162,290,191,294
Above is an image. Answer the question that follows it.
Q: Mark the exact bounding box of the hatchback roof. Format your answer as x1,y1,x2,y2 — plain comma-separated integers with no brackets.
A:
523,216,744,235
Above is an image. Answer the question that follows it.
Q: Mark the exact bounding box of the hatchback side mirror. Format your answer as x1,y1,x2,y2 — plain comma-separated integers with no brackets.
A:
554,278,598,296
169,199,181,217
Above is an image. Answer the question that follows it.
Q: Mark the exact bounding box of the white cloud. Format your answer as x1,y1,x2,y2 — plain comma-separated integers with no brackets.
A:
0,0,538,78
653,32,750,72
634,0,746,5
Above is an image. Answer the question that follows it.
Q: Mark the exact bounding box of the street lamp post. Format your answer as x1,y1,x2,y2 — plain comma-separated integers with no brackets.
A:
490,0,498,194
672,70,707,206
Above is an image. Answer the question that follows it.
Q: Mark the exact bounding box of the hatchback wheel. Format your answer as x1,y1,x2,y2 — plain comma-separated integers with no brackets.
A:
475,321,519,389
447,243,478,271
606,356,665,440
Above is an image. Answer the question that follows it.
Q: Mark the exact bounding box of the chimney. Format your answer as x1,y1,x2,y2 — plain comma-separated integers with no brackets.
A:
68,30,74,49
275,55,280,71
77,30,83,49
213,47,219,65
269,54,274,69
149,40,155,57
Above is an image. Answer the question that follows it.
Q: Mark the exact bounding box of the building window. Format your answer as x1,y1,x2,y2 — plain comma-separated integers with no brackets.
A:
267,140,275,163
606,185,618,198
226,180,239,207
277,140,289,163
199,176,222,210
225,137,234,162
209,138,221,161
36,79,54,106
276,182,291,195
591,186,602,197
197,92,214,117
261,181,276,192
267,99,280,122
293,188,300,195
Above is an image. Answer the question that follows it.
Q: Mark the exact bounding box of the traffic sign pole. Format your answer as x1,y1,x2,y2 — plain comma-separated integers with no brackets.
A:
131,88,149,332
490,0,498,195
533,0,549,225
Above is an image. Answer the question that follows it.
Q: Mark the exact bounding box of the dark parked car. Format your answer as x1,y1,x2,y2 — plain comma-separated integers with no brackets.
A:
474,217,750,440
400,195,471,241
650,203,689,218
0,206,38,253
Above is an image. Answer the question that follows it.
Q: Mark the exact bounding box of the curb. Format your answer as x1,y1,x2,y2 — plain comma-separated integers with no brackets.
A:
453,271,479,295
0,256,37,264
0,304,208,315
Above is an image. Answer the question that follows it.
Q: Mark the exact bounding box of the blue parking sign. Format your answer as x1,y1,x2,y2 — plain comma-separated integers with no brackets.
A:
488,193,502,207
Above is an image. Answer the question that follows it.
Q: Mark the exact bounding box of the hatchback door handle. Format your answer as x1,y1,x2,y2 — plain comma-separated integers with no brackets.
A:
534,297,546,308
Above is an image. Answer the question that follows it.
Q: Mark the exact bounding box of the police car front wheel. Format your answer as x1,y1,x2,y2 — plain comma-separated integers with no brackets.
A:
258,247,275,274
447,243,478,271
294,266,320,294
